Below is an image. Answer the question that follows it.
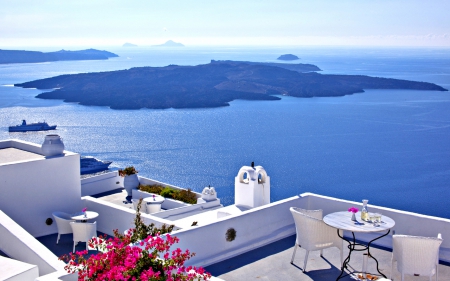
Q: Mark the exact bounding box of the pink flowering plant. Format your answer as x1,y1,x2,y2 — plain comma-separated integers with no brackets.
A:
348,207,358,213
82,207,87,213
60,200,210,281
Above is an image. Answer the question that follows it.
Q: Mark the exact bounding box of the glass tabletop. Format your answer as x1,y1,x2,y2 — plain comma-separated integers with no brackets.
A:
323,211,395,233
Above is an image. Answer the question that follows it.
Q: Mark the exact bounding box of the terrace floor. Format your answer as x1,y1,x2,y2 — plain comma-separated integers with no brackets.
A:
91,188,136,210
36,232,111,259
205,235,450,281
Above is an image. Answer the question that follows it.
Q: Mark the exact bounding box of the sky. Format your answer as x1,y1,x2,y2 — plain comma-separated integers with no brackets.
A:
1,0,450,48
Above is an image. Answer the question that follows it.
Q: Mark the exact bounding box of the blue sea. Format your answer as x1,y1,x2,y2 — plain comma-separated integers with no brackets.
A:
1,47,449,218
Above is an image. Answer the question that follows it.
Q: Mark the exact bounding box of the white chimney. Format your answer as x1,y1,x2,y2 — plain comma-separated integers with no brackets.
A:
235,164,270,209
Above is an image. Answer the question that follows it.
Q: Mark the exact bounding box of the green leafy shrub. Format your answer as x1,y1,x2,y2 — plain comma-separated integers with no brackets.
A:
160,187,177,198
173,189,197,204
138,184,164,194
138,184,198,204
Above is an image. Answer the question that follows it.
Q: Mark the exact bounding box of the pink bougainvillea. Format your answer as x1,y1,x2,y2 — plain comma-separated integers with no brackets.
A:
60,228,211,281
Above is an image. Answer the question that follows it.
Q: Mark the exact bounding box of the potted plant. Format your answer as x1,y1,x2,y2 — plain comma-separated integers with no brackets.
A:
119,166,139,197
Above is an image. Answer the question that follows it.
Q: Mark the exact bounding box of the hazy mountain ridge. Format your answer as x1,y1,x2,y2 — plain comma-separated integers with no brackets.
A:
153,40,184,47
0,49,118,64
14,60,447,110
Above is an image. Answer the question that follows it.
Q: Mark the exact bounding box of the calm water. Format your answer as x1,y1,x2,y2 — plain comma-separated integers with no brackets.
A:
1,47,449,218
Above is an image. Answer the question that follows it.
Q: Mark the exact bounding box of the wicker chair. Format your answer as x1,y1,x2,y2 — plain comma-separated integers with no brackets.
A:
391,234,442,281
52,211,75,244
70,221,97,252
290,207,343,272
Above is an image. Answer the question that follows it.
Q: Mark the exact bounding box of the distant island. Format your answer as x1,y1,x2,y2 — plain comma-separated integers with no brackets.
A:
0,49,118,64
211,60,320,72
277,54,299,61
153,40,184,47
15,60,447,110
123,43,138,47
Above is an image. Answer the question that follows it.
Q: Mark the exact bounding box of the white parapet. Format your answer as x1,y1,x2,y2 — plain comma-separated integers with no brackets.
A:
235,165,270,209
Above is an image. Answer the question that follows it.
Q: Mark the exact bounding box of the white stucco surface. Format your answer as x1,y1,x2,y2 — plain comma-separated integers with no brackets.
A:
0,256,38,281
0,147,44,165
1,140,450,280
0,139,81,237
81,196,180,235
81,171,121,196
0,211,65,276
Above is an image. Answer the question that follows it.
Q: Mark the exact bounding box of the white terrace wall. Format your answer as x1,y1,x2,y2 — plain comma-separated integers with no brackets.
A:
0,139,44,155
168,192,450,267
171,196,301,267
82,174,203,204
151,199,222,220
81,171,121,196
133,189,192,210
0,140,81,237
81,196,182,236
0,211,65,276
300,193,450,262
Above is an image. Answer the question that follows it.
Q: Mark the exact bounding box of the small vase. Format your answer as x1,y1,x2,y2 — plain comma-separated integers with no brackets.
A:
351,213,357,221
83,212,87,218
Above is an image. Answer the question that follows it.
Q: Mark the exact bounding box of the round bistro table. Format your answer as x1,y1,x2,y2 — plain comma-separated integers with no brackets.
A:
71,211,99,222
323,211,395,280
143,194,165,213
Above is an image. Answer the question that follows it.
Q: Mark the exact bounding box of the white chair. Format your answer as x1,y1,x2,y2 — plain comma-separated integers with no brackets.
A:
391,234,442,281
131,198,147,214
52,211,75,244
70,221,97,252
290,207,343,272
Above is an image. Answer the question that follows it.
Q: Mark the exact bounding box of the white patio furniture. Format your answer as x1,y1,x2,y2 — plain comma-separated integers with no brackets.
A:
391,234,442,281
131,198,147,214
143,194,165,213
289,207,344,272
70,221,97,252
324,210,395,279
52,211,75,244
71,211,99,221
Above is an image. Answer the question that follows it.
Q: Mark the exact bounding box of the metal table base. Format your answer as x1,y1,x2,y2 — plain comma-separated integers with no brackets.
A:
336,229,390,280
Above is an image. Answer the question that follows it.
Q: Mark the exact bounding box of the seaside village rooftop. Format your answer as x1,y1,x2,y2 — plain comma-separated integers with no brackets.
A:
1,137,450,281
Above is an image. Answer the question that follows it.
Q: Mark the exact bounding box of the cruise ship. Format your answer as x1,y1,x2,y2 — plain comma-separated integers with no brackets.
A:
80,156,112,174
0,137,449,281
8,120,57,132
